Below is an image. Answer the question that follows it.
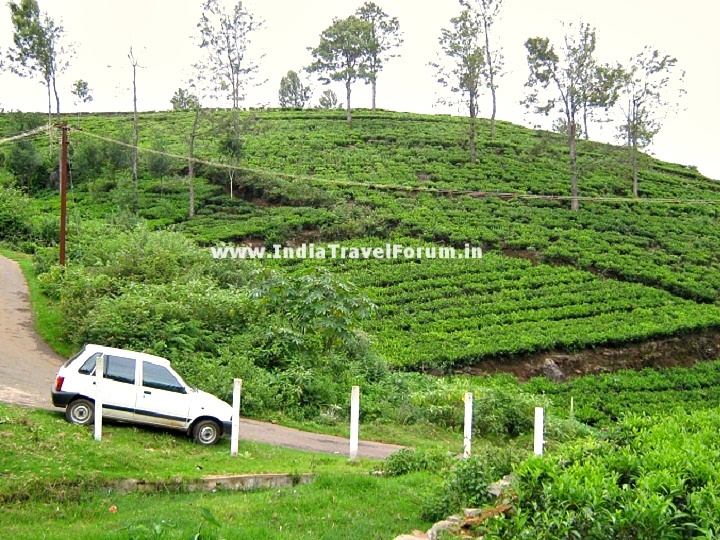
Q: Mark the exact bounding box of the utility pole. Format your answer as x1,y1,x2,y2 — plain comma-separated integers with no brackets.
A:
59,122,68,266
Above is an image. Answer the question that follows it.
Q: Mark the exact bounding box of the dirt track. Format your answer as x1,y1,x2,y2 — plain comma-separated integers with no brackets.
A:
0,255,402,459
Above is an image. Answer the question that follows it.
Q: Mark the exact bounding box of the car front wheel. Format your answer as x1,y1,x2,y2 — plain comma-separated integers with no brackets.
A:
66,398,94,425
193,419,221,445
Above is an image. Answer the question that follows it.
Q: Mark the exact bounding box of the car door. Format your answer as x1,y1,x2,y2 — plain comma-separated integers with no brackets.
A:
99,354,139,422
135,361,191,429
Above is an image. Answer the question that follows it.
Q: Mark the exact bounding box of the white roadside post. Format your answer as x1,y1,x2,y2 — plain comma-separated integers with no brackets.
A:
534,407,544,456
231,378,242,456
463,392,473,458
94,355,104,441
349,385,360,460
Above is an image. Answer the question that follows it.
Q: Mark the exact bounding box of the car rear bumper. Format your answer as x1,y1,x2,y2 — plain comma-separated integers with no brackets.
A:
51,389,76,408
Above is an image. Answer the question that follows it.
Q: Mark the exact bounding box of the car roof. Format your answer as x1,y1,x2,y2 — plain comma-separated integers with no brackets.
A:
83,344,172,367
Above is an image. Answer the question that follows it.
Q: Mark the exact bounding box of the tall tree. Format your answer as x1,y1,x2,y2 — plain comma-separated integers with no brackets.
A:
172,81,204,217
128,48,140,215
278,70,311,108
618,47,684,197
307,16,373,125
355,2,402,112
523,23,619,211
7,0,71,123
196,0,264,109
462,0,504,138
430,8,485,164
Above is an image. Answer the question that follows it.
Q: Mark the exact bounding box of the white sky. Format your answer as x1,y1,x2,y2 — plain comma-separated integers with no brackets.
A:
0,0,718,180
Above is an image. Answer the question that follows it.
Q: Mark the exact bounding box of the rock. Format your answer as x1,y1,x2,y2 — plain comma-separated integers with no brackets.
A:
427,519,459,540
542,358,565,382
486,473,514,498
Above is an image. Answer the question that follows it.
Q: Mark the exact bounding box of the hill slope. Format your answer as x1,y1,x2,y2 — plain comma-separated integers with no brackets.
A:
2,109,719,370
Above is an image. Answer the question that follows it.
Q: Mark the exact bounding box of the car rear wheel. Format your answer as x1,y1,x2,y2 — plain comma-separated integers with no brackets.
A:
193,419,221,445
66,398,94,425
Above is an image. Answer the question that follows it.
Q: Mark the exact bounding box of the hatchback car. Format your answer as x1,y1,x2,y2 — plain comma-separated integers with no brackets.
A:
51,344,233,445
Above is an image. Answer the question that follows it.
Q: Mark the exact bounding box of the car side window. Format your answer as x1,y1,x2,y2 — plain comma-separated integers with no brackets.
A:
104,355,136,384
77,352,101,375
143,362,185,393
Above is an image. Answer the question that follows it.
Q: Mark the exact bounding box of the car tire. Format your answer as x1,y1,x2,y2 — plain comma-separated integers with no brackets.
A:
193,419,221,445
66,398,94,425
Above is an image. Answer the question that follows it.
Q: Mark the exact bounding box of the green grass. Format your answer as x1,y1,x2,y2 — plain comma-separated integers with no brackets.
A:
0,473,437,539
0,248,74,357
0,402,438,539
0,404,376,503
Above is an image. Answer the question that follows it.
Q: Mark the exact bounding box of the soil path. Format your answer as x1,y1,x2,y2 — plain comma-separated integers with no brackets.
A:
0,255,403,459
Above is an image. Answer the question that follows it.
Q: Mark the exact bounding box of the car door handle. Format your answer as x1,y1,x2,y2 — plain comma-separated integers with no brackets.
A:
144,390,151,395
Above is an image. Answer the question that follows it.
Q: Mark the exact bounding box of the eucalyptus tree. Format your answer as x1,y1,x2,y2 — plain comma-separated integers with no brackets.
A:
461,0,504,138
523,22,620,210
196,0,264,200
355,1,403,112
618,47,684,197
196,0,264,109
307,15,373,125
278,70,311,108
430,7,485,163
7,0,71,123
129,47,141,215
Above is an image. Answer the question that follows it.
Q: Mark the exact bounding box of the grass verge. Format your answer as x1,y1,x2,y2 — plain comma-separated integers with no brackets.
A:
0,402,438,539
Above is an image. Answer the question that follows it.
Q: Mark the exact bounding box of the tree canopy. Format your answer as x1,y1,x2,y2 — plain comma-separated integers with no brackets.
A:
307,15,373,125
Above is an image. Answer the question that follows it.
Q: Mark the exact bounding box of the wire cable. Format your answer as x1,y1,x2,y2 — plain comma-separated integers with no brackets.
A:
73,128,720,206
0,124,52,145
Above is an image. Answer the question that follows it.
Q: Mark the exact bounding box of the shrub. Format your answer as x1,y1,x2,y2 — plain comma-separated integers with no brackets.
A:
0,185,34,242
473,387,551,438
383,448,452,477
420,448,521,521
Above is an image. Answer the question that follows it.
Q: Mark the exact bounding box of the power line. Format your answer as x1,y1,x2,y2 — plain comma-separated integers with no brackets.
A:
73,128,720,206
0,125,51,145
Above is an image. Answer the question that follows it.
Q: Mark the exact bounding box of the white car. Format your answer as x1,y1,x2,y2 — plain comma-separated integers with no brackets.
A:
51,344,233,445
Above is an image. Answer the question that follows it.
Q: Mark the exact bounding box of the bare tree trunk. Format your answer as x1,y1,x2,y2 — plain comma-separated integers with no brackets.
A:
46,82,53,151
631,145,639,198
483,17,497,139
469,96,478,164
131,52,139,216
371,78,377,113
188,108,201,218
188,134,196,217
569,121,579,211
582,104,589,140
52,74,61,121
346,78,352,126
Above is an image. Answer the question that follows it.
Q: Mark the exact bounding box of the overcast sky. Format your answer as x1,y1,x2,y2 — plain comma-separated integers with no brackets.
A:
0,0,717,180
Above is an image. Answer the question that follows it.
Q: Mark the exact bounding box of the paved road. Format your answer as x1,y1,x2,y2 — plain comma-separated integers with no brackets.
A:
0,255,403,460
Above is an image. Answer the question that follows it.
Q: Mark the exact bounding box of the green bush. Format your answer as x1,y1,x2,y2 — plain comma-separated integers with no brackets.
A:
0,185,34,242
420,448,521,521
473,387,551,437
383,448,452,477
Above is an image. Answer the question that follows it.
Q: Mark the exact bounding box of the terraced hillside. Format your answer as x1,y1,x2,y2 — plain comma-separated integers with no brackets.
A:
2,109,719,370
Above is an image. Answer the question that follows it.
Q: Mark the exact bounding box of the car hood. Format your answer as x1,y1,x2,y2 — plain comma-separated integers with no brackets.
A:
195,389,232,413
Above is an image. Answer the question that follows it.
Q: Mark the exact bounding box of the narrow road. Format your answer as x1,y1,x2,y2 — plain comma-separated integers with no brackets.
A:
0,255,403,459
0,255,64,408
